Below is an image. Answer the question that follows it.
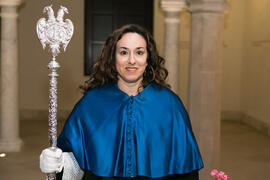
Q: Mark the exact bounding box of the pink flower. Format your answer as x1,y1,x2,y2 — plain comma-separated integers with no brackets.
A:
211,169,229,180
211,169,219,177
223,175,229,180
218,171,225,179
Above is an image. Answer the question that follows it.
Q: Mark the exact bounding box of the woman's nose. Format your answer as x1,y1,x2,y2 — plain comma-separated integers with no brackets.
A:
128,53,136,65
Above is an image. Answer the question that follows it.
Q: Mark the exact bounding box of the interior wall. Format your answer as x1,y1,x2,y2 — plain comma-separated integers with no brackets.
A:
221,0,270,128
178,11,191,106
153,0,164,56
241,0,270,126
221,0,244,113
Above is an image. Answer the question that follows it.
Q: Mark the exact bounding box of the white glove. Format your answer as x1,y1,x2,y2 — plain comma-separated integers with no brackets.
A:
40,147,64,174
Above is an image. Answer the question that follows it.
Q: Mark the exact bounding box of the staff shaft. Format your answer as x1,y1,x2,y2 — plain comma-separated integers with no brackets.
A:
47,59,60,180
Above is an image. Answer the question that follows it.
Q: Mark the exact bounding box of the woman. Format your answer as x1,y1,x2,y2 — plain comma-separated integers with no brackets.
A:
40,24,203,180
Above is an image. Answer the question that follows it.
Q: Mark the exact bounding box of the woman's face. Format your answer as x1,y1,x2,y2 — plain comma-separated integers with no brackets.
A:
115,32,148,84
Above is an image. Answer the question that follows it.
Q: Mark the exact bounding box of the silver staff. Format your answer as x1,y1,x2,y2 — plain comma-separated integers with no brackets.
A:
36,5,74,180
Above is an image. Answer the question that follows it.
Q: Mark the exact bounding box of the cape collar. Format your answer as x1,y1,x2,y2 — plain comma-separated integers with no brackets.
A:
113,82,154,99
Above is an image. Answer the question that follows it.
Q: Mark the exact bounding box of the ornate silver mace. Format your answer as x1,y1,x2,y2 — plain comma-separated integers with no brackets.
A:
36,5,74,180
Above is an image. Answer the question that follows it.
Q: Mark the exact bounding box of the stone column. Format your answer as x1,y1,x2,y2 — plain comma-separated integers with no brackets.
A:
0,0,23,152
160,0,186,93
187,0,227,179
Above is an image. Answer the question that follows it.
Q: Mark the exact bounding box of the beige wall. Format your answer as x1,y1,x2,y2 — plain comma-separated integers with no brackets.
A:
241,0,270,125
222,0,245,112
222,0,270,127
178,11,190,106
153,0,165,56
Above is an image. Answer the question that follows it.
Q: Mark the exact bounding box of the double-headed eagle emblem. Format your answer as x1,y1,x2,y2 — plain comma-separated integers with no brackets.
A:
36,5,74,57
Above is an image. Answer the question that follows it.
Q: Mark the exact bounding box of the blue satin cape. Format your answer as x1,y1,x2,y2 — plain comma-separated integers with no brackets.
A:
57,83,203,178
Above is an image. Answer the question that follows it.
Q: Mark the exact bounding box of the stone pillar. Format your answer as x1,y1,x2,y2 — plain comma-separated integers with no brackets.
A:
187,0,227,179
0,0,23,152
160,0,186,93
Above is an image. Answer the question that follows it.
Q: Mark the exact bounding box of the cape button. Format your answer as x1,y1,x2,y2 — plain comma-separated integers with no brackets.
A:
130,96,134,103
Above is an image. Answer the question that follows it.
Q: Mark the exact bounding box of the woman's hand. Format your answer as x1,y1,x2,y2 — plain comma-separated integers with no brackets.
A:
39,147,64,173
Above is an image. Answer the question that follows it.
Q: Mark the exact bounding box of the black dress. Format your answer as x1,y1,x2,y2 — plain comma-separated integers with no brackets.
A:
57,170,199,180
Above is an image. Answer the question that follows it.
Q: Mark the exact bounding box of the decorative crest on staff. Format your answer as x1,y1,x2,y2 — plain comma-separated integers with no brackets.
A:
37,5,74,57
36,4,74,180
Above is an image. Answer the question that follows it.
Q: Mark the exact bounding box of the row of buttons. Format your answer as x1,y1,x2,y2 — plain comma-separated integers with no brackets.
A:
127,96,134,176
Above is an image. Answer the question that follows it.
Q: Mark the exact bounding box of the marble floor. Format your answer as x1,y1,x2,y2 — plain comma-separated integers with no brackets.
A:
0,120,269,180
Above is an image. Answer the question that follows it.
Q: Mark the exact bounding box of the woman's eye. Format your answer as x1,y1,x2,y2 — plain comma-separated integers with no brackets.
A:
136,51,144,55
120,51,128,55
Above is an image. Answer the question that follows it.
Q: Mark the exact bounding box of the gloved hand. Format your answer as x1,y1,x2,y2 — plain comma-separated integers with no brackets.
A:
40,147,64,174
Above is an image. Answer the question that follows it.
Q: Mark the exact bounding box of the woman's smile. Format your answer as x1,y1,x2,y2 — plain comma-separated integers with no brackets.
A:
125,66,138,72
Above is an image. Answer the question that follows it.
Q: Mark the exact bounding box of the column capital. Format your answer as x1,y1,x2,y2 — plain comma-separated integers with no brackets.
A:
160,0,187,12
188,0,228,13
0,0,23,6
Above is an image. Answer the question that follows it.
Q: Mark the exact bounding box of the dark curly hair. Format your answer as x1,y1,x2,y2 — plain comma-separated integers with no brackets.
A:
80,24,170,93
